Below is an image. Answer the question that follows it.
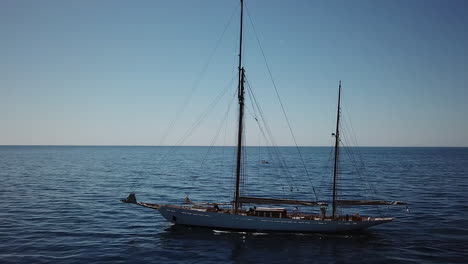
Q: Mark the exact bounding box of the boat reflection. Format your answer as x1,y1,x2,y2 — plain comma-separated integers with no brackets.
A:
158,225,388,263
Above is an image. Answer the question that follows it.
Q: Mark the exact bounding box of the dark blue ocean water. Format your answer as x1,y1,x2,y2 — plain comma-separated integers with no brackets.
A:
0,146,467,263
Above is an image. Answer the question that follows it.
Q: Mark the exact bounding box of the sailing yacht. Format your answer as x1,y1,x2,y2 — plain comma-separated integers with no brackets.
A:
122,0,406,232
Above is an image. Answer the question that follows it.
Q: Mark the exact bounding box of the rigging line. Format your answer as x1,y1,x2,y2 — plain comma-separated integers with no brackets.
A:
325,137,335,181
242,129,247,196
245,4,317,200
338,135,384,216
192,88,237,200
246,82,260,122
342,107,370,180
222,87,236,159
245,80,271,146
245,78,299,191
343,107,360,149
157,5,239,148
157,74,237,165
341,108,361,160
247,85,297,191
230,134,237,206
130,7,238,194
193,93,236,198
339,130,377,199
246,77,309,194
199,89,237,172
340,116,372,191
223,117,233,200
245,89,293,189
257,130,261,180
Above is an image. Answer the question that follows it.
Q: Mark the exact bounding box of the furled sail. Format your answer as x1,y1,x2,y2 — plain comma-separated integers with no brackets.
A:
238,196,328,207
336,200,407,206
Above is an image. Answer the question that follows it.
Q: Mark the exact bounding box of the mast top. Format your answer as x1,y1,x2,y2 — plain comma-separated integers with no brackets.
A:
237,0,244,71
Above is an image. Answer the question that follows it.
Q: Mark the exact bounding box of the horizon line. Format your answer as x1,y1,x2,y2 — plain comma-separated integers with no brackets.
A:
0,144,467,148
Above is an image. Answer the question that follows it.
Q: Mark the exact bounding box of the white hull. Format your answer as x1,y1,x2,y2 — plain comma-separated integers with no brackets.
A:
158,205,392,232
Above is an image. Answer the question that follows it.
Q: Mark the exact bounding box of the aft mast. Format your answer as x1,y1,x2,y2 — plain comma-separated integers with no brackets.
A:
332,81,341,218
234,0,245,214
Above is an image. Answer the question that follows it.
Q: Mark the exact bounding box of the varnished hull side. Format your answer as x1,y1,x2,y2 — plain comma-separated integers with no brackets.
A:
158,205,392,233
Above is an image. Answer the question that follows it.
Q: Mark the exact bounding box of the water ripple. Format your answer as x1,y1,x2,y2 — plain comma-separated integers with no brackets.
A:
0,146,466,263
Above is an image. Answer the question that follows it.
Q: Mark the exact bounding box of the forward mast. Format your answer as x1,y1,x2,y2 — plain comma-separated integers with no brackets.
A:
234,0,245,214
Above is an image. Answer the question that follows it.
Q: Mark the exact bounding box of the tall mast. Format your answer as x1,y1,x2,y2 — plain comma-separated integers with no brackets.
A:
234,0,245,214
332,80,341,218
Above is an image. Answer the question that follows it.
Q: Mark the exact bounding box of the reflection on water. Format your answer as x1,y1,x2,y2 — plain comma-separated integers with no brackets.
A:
159,225,391,263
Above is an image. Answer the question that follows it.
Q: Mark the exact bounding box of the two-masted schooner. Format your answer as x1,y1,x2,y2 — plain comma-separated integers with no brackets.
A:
122,0,406,232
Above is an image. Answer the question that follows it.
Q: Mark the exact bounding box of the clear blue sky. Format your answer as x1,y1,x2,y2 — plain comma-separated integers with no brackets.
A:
1,0,467,146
